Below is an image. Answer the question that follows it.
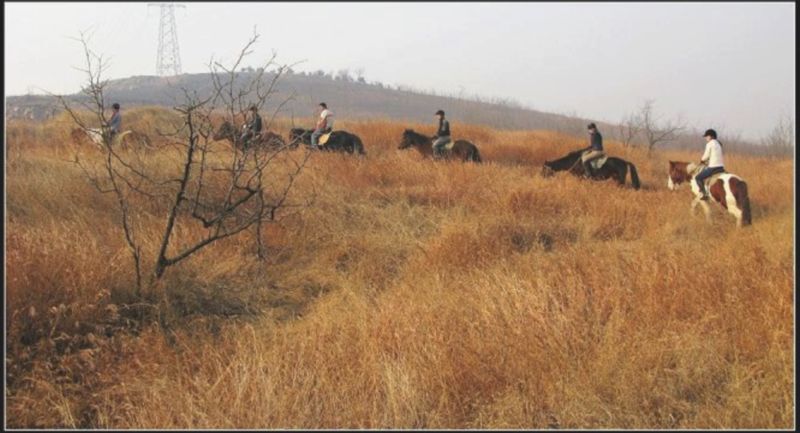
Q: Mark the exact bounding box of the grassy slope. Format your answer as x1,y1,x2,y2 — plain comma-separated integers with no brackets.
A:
5,108,795,428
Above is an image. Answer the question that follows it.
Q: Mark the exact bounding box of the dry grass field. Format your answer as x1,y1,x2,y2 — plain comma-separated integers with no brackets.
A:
5,107,795,428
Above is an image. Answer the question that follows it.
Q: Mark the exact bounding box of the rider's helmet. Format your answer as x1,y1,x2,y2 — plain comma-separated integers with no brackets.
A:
435,109,445,116
112,103,120,110
249,104,258,112
587,122,597,130
703,129,717,139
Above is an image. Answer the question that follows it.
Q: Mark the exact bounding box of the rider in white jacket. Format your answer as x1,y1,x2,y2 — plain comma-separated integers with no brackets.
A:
696,129,725,200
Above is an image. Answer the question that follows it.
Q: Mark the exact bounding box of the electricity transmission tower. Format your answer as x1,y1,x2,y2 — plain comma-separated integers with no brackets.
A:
149,3,185,76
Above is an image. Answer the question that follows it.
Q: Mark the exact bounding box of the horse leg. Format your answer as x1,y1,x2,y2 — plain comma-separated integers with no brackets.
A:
613,167,625,186
690,197,701,217
699,200,712,223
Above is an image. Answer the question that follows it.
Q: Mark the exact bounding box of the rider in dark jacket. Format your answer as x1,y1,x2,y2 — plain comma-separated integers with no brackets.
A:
432,109,451,157
582,123,605,175
241,105,263,147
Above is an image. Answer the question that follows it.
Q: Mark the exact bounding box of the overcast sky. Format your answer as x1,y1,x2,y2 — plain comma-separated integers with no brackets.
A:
5,2,795,139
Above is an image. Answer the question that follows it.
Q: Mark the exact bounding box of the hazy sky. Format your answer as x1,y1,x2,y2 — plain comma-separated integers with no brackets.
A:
5,2,795,139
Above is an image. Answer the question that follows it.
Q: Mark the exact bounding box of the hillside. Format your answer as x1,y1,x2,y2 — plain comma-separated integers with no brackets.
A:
10,71,791,156
7,71,589,132
5,108,794,428
7,72,604,150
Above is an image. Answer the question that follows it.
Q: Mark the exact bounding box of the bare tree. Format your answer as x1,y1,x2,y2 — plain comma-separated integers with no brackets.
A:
57,31,311,296
637,99,686,153
354,67,365,83
761,114,795,155
617,112,642,148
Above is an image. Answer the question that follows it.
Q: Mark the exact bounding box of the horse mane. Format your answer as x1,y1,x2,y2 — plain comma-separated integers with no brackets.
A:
402,129,429,144
544,148,584,170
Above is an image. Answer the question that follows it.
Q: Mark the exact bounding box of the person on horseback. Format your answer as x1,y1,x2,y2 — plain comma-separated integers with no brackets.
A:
581,123,605,176
240,105,263,148
695,128,725,200
432,109,451,158
107,103,122,141
311,102,334,149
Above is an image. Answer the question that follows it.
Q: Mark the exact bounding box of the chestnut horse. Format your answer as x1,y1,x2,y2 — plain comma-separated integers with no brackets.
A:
397,129,481,162
667,161,751,227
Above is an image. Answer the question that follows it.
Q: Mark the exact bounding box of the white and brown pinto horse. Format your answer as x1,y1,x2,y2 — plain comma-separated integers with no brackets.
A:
667,161,751,227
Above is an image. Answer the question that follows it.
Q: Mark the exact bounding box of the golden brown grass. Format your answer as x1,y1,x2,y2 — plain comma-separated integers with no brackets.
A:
5,107,795,428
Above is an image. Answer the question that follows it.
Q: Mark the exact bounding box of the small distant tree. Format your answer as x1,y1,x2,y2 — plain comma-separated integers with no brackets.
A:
636,99,686,153
335,69,352,82
617,112,642,148
761,114,795,155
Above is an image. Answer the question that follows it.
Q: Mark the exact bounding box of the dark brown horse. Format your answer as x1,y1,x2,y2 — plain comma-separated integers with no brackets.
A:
288,127,366,155
397,129,481,162
541,148,640,189
667,160,751,227
213,120,286,150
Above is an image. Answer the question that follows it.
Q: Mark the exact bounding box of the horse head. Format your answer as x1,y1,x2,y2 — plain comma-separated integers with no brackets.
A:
667,160,692,190
289,128,307,140
213,120,237,142
541,160,555,177
398,129,426,150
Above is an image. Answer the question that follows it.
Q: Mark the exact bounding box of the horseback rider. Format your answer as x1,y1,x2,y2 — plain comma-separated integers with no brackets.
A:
581,123,605,176
240,105,263,148
311,102,334,149
107,103,122,141
695,128,725,200
432,109,451,158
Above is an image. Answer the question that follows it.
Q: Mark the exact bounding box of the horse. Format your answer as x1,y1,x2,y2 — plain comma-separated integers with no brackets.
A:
667,161,751,227
213,120,287,151
541,148,640,189
397,129,481,163
288,128,366,155
70,127,150,149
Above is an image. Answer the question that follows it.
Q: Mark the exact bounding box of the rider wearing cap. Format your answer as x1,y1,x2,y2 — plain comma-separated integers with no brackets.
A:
241,105,263,148
432,109,451,158
581,123,605,176
695,129,725,200
108,103,122,140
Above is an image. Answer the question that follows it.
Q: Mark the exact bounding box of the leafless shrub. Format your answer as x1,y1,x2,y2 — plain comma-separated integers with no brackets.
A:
56,31,310,297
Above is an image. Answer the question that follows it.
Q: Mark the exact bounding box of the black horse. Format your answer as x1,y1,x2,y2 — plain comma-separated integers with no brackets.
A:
542,148,641,189
397,129,481,163
288,128,366,155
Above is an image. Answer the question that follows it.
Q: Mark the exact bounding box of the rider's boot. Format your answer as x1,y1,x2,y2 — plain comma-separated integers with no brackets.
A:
582,161,592,178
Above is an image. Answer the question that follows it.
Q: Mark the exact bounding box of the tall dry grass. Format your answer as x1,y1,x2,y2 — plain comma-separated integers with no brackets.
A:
5,107,795,428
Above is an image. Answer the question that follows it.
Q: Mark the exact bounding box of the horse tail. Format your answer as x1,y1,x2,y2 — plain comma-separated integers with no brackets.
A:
471,145,482,163
734,179,752,226
353,135,366,155
627,162,641,190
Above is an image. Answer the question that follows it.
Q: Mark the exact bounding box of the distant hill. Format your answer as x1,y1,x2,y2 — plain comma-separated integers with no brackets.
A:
6,71,595,133
6,70,782,155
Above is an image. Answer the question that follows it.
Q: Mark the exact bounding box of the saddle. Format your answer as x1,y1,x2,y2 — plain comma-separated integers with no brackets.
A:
581,151,608,170
690,163,726,188
444,138,455,150
319,131,333,145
